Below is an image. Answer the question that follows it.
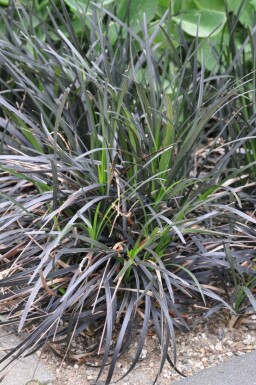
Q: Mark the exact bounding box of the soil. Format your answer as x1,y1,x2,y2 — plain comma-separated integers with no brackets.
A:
36,314,256,385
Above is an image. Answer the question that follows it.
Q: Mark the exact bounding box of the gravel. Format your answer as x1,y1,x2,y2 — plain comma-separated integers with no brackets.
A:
41,315,256,385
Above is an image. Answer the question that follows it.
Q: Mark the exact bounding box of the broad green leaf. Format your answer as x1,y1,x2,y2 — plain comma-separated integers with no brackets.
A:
71,17,90,34
173,9,226,38
172,0,197,13
158,0,170,7
197,28,230,72
116,0,157,32
194,0,225,12
64,0,114,14
108,21,122,45
227,0,255,27
148,20,179,51
63,0,89,14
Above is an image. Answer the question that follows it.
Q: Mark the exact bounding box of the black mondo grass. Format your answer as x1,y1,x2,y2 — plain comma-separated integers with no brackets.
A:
0,2,256,384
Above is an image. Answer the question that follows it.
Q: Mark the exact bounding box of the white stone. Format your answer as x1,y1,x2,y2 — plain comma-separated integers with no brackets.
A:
140,349,147,359
215,342,223,351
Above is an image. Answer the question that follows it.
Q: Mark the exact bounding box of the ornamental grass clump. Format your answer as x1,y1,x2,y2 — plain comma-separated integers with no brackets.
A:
0,2,256,384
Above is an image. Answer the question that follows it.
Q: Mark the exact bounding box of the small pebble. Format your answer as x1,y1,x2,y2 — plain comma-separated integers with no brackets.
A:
235,342,244,351
215,342,222,351
140,349,147,359
86,370,94,374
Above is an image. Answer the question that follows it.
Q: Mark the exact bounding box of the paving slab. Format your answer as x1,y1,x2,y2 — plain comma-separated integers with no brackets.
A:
0,328,55,385
172,350,256,385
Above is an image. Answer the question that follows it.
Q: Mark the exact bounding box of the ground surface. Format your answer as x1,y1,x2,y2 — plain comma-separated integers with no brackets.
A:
1,314,256,385
40,314,256,385
0,328,54,385
172,349,256,385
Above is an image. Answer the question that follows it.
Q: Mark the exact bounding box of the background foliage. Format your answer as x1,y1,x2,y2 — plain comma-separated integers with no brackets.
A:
1,0,255,72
